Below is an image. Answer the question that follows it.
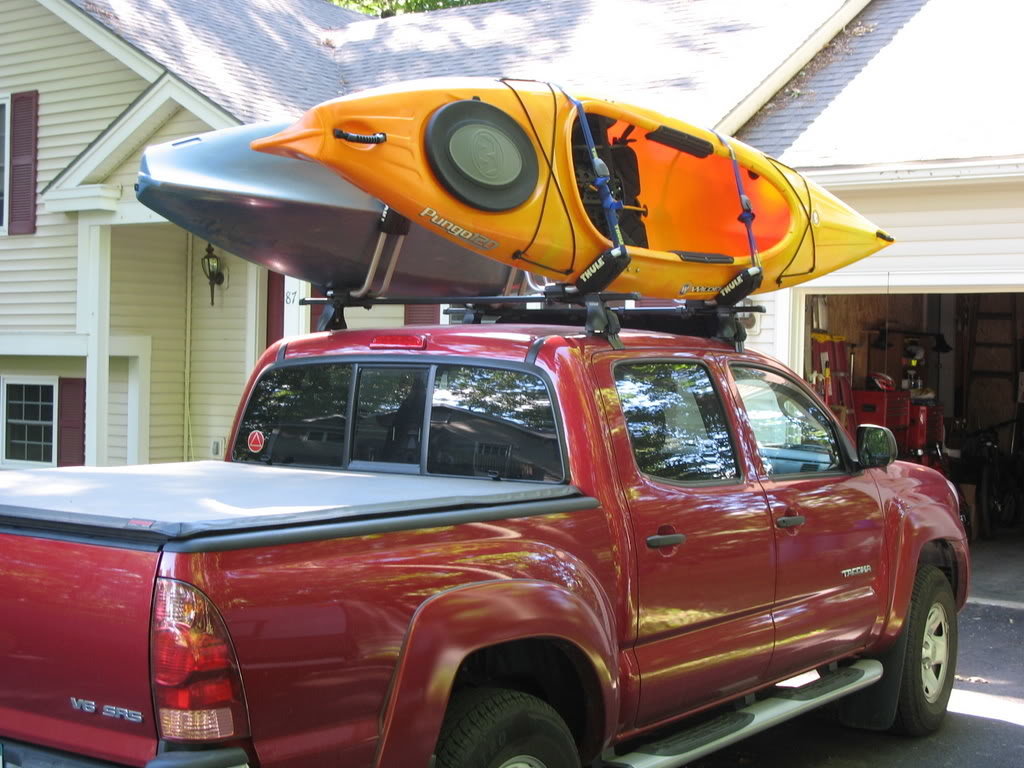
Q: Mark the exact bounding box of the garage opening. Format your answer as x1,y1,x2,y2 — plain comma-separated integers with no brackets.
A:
803,291,1024,540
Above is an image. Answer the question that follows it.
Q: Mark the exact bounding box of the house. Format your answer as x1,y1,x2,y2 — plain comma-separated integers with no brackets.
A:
0,0,873,468
737,0,1024,433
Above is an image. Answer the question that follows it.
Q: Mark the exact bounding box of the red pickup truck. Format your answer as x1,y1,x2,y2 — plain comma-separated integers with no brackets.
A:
0,314,969,768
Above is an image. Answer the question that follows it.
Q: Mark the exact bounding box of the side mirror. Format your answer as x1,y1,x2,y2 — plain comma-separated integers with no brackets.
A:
857,424,898,468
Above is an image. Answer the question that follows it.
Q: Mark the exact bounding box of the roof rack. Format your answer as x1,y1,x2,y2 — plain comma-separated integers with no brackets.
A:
302,289,765,352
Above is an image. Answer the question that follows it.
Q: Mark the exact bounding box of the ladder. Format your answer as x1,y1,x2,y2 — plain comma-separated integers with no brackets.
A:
965,294,1020,448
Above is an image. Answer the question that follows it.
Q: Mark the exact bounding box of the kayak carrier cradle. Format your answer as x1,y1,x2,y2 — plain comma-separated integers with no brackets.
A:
302,289,764,352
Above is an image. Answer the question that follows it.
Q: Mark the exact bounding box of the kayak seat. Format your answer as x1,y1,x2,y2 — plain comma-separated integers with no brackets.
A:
671,251,735,265
572,115,649,248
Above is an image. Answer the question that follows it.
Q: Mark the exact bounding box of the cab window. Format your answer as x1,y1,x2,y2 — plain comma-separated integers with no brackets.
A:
614,361,737,483
731,366,841,476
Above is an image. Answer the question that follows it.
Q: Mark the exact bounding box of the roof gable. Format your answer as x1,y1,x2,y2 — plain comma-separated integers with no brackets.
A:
324,0,863,130
739,0,1024,168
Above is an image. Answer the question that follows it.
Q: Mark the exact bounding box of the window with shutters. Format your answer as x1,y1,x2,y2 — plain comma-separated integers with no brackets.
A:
0,94,9,233
1,376,58,467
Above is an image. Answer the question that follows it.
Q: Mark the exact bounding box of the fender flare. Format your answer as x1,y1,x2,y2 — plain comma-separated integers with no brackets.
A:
373,579,618,768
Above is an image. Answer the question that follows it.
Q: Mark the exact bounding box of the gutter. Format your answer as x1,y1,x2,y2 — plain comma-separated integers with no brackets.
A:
804,157,1024,190
715,0,874,135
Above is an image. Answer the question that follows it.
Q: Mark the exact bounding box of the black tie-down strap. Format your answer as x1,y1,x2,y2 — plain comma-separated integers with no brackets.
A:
710,130,763,306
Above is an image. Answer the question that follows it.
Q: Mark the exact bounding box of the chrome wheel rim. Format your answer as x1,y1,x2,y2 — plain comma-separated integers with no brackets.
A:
921,601,950,703
497,757,547,768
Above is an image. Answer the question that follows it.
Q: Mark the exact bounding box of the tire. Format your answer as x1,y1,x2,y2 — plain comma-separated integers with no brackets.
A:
892,566,958,735
434,687,580,768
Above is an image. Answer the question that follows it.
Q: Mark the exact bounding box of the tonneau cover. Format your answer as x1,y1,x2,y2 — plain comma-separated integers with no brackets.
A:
0,461,580,544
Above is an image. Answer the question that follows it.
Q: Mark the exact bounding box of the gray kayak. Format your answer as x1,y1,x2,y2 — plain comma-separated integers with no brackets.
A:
136,121,520,297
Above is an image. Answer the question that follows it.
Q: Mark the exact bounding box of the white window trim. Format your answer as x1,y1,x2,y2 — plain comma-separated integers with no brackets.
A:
1,375,59,469
0,92,10,237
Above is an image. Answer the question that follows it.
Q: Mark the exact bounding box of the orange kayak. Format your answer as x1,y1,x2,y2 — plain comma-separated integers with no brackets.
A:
253,77,892,302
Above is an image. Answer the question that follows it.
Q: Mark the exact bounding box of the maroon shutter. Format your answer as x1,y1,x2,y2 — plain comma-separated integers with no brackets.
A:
404,304,440,325
57,377,86,466
266,271,284,347
308,285,328,332
8,90,39,235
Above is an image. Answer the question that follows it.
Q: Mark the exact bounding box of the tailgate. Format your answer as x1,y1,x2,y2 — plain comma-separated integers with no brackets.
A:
0,532,160,766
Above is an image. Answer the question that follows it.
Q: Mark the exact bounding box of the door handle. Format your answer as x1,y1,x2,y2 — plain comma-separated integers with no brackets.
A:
646,533,687,548
775,515,806,529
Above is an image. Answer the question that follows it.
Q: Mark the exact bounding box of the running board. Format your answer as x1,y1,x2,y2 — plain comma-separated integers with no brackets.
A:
603,660,883,768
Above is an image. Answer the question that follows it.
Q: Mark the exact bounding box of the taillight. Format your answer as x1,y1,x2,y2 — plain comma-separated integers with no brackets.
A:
151,578,249,742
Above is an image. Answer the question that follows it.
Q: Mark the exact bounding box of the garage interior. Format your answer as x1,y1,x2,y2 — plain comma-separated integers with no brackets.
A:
803,291,1024,540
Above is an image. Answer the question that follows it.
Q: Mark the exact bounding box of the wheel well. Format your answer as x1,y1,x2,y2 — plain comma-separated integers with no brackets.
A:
919,539,958,595
450,637,604,760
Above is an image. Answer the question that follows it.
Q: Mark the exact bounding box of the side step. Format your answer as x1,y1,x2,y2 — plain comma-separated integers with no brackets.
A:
603,660,883,768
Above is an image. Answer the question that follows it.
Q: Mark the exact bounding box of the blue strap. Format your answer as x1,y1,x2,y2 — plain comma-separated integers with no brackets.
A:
711,130,760,270
558,87,625,248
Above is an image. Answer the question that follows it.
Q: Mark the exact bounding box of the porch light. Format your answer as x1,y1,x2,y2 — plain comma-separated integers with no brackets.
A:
201,243,225,306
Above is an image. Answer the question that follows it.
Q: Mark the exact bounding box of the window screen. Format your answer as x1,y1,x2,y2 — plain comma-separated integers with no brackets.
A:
428,365,562,481
232,363,351,467
731,366,841,475
615,362,737,482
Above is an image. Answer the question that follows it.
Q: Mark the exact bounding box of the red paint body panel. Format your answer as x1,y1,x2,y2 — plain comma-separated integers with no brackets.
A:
0,534,159,766
1,324,971,768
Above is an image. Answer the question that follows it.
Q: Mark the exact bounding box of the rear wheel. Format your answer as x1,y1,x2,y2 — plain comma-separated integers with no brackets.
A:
892,565,958,735
435,687,580,768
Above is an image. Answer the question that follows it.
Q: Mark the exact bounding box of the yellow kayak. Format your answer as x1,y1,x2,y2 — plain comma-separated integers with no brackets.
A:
253,77,892,302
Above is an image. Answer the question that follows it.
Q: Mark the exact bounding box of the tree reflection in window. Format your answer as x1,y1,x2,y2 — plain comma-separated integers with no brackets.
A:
232,364,351,466
615,362,737,482
428,366,562,481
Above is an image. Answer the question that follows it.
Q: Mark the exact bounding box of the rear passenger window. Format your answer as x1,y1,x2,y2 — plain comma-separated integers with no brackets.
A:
232,363,351,467
615,362,737,483
428,365,562,481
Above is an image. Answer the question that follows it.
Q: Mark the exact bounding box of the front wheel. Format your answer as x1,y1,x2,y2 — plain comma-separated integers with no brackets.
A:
892,565,958,735
434,687,580,768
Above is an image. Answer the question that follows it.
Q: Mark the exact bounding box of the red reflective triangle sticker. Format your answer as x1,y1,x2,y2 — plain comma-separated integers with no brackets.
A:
247,430,266,453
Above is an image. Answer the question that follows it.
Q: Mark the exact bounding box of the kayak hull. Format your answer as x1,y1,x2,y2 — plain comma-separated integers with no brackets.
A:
136,122,520,297
253,78,892,300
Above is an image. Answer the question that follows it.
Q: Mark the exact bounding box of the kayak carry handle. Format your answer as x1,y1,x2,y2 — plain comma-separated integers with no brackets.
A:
333,128,387,144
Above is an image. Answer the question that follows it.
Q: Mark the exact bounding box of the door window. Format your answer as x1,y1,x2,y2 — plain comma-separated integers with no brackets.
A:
731,366,841,475
428,365,562,481
614,361,737,483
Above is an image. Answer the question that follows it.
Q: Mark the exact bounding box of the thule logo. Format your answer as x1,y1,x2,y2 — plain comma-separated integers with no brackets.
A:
70,697,144,723
579,255,606,283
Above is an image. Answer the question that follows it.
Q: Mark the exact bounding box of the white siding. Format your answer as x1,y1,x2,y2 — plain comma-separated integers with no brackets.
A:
110,223,187,463
108,356,128,465
0,0,148,332
104,108,212,189
0,355,83,378
188,246,252,461
343,303,405,330
801,182,1024,289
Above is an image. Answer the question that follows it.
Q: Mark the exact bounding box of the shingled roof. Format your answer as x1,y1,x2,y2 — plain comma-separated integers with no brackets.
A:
67,0,859,131
738,0,1024,168
65,0,365,122
323,0,854,129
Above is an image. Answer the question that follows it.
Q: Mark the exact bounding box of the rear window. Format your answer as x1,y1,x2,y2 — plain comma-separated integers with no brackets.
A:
233,361,562,482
